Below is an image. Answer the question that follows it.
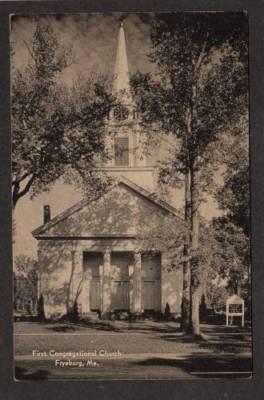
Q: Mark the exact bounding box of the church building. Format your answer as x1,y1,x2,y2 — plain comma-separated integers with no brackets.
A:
32,23,184,320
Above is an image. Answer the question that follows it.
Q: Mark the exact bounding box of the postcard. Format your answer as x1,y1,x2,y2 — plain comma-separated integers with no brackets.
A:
11,12,252,380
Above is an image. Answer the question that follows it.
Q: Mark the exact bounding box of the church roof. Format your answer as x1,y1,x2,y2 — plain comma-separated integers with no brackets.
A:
32,176,182,238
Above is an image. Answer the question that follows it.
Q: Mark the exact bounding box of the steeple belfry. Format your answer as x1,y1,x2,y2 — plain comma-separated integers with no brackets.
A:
113,22,132,103
104,21,155,192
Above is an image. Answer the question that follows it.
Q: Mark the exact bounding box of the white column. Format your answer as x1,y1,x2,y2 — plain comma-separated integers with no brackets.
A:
79,281,90,315
161,252,169,313
155,279,161,311
99,264,104,311
102,249,111,313
69,249,77,308
128,264,134,311
71,248,86,313
133,251,142,312
37,247,42,298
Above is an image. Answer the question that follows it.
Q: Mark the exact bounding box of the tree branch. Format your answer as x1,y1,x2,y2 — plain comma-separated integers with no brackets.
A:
12,171,31,185
194,32,209,76
12,174,35,207
23,40,37,64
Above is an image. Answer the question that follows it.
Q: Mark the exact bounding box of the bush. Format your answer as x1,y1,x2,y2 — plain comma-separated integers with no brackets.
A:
199,294,208,322
207,283,228,312
67,300,80,323
164,303,171,320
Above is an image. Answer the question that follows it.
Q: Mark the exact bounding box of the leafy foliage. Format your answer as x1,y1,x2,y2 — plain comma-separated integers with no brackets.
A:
216,116,249,236
212,113,250,299
131,13,248,194
207,283,229,310
211,217,249,294
130,13,248,334
12,21,115,207
14,255,38,314
14,254,37,275
138,211,186,258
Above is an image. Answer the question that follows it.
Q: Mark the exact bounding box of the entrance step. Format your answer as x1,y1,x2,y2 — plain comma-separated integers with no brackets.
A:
81,311,100,321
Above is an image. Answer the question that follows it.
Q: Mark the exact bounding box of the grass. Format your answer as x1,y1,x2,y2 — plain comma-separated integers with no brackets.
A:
14,320,252,380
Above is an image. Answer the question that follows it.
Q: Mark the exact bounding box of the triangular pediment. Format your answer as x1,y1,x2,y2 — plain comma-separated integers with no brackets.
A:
32,177,181,239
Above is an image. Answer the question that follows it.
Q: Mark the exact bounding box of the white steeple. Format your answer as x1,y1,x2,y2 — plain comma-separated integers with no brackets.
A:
105,21,154,192
113,22,133,103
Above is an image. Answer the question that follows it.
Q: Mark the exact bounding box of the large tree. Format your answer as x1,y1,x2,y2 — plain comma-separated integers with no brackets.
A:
12,21,114,208
213,113,250,310
216,115,249,237
131,13,248,335
211,218,249,295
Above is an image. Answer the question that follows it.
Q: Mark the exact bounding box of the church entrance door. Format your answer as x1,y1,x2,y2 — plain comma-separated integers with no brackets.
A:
83,252,103,311
142,253,161,311
111,252,132,310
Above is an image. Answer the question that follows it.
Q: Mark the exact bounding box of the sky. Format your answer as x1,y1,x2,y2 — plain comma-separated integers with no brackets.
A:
11,13,155,83
12,13,222,259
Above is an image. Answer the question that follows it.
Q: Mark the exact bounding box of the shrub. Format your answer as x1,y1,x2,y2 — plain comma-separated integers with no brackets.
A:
199,294,208,322
67,300,80,323
164,303,171,320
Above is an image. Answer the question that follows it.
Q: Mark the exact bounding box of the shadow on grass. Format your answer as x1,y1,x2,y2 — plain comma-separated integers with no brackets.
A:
44,320,122,333
133,355,252,378
47,325,77,333
156,324,252,354
15,320,252,356
15,366,49,381
41,319,181,334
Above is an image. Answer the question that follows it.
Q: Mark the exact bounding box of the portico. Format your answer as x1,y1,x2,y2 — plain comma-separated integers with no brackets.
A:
69,246,161,316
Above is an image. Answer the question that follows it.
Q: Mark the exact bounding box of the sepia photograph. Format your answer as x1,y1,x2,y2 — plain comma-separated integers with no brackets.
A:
11,12,251,380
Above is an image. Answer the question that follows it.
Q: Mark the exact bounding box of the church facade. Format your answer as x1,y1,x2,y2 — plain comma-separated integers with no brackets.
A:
32,23,184,320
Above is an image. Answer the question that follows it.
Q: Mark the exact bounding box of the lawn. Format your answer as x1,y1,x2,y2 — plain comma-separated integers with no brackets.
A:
14,320,252,380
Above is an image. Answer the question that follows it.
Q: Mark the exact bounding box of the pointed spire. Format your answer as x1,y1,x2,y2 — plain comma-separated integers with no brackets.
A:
113,22,132,103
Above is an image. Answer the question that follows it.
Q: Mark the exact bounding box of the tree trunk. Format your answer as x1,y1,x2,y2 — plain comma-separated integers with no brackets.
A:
66,250,76,314
190,165,202,337
181,169,192,332
12,184,19,209
192,285,201,336
12,174,35,209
